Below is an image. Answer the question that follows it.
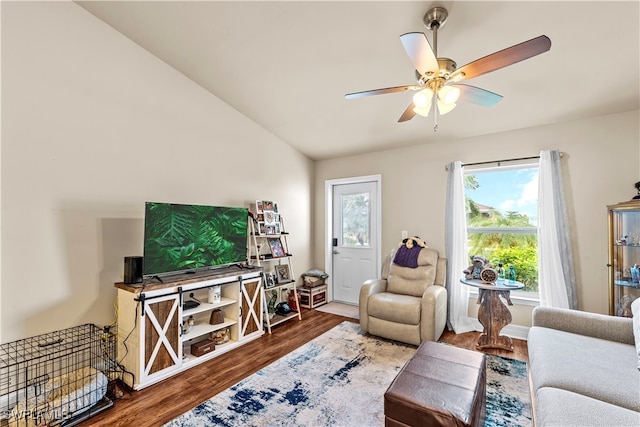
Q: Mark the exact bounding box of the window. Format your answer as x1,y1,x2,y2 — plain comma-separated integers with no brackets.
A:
341,192,371,246
464,164,539,297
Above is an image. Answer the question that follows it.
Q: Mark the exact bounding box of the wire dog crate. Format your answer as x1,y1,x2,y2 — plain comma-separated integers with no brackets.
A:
0,324,117,427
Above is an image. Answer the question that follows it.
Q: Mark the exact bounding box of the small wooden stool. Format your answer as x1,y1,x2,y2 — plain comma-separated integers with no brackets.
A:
384,341,486,427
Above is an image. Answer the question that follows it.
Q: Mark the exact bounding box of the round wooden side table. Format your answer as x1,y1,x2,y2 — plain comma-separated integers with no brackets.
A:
461,278,524,351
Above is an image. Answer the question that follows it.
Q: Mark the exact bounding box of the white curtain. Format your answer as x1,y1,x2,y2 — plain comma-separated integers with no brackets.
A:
445,161,476,333
538,150,577,308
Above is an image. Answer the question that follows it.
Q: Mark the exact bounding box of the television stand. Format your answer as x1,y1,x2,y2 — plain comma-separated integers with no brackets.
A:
114,267,264,390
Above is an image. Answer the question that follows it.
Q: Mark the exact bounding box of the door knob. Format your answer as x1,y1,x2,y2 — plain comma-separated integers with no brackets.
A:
333,250,340,255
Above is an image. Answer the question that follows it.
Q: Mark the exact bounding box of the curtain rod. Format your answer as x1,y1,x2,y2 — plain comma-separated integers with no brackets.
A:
444,152,564,171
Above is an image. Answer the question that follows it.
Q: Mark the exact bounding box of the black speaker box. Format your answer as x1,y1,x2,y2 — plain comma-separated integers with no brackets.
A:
124,256,143,284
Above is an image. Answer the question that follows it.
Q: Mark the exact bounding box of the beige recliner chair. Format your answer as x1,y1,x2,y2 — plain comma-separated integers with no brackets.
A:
359,247,447,346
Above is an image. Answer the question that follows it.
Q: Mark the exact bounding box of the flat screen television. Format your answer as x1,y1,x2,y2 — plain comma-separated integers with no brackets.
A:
142,202,248,277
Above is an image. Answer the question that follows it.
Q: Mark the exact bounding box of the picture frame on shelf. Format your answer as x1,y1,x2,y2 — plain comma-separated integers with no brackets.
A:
268,237,286,258
259,222,266,235
256,200,264,213
265,273,275,288
263,201,274,211
264,210,276,225
266,225,277,235
275,264,290,282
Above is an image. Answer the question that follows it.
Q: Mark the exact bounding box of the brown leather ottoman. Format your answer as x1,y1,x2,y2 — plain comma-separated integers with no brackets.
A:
384,341,486,427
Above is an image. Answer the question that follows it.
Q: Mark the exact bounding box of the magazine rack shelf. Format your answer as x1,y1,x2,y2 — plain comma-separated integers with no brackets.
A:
248,201,301,334
114,265,263,390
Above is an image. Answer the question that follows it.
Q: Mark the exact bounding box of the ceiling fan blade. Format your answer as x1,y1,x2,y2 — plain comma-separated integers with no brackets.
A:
454,84,503,106
400,32,439,75
398,103,416,122
345,85,419,99
451,35,551,82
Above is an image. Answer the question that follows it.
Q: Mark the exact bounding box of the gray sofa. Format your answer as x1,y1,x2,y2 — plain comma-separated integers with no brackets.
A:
528,306,640,426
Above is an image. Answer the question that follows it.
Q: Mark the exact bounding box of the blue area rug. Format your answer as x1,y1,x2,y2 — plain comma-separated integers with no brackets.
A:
485,353,532,426
166,322,531,427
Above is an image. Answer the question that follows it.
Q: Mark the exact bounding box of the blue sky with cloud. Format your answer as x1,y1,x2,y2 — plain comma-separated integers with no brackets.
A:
465,167,539,225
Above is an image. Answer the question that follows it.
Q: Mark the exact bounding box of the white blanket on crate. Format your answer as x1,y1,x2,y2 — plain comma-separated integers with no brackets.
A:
8,366,107,427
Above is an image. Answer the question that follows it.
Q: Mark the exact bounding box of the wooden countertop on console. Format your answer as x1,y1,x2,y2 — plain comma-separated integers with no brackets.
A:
115,264,263,294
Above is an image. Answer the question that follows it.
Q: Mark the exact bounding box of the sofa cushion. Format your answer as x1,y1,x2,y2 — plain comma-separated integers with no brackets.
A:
368,292,421,325
387,248,438,297
528,326,640,412
536,387,640,426
633,297,640,371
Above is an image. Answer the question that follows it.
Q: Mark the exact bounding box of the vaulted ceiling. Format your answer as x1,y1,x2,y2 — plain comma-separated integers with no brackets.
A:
77,1,640,160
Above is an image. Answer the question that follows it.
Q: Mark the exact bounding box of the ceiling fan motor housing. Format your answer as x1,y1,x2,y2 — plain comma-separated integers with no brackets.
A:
415,58,457,83
437,58,456,76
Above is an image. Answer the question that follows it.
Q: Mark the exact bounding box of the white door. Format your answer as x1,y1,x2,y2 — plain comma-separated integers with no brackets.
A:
330,179,380,304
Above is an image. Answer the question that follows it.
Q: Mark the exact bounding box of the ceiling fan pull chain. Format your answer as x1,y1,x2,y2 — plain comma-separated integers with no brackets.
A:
433,95,438,132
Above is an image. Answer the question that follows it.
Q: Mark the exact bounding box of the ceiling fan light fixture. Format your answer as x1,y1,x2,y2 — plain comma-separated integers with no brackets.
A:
437,100,456,115
412,88,433,108
413,105,432,117
438,85,460,105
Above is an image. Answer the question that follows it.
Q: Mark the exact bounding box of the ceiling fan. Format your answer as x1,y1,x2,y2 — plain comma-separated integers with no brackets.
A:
345,6,551,131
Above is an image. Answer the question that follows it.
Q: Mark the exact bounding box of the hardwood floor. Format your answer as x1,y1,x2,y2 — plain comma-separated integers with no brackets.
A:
80,308,528,426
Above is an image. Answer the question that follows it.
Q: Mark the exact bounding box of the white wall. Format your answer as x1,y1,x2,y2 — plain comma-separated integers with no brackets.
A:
315,110,639,323
0,2,313,343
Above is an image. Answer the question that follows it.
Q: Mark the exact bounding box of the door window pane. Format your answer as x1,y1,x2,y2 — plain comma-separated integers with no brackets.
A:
341,192,370,246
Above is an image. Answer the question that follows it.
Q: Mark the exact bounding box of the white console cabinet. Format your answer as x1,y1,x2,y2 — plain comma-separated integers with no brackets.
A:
115,265,263,390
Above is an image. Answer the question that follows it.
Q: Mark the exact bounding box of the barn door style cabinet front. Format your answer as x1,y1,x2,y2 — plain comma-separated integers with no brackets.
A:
240,277,264,338
608,200,640,317
141,293,182,381
115,266,263,389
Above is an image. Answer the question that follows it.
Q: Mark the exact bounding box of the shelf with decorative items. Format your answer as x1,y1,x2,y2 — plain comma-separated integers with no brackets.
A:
248,200,302,333
180,287,239,366
607,198,640,317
